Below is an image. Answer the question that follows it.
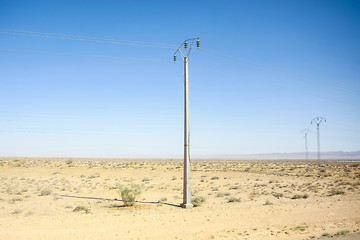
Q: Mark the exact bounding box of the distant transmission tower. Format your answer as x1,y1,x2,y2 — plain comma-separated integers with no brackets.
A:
301,129,311,160
311,117,326,160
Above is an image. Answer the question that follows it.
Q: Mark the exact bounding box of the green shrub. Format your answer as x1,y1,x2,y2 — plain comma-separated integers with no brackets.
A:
73,206,89,213
191,196,206,207
293,225,308,231
119,184,142,207
292,194,302,199
334,230,349,236
12,209,22,214
216,192,224,198
329,189,345,196
9,197,23,204
66,159,73,165
40,189,52,196
228,197,241,203
272,192,283,199
291,193,308,199
158,197,167,204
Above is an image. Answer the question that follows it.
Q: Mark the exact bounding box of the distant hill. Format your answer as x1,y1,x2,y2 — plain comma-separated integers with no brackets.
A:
194,151,360,160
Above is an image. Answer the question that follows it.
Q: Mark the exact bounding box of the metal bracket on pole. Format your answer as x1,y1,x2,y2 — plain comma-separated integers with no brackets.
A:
174,38,200,61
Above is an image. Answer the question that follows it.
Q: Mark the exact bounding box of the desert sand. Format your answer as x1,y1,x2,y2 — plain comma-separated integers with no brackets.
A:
0,157,359,240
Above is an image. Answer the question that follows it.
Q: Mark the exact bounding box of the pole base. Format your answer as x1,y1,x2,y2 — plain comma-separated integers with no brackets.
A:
180,203,193,209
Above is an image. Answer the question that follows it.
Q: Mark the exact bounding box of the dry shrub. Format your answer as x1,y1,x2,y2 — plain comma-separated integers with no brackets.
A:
192,196,206,207
40,189,52,196
291,193,309,199
328,189,345,196
119,184,142,207
228,197,241,203
73,206,90,213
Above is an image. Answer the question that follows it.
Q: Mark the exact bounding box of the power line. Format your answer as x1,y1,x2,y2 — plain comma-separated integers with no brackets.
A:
2,29,358,107
0,29,176,49
198,48,360,107
1,48,166,62
199,48,353,92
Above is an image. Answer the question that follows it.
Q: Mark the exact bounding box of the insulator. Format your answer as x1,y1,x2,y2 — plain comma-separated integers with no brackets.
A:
173,55,176,62
197,39,200,49
184,41,188,49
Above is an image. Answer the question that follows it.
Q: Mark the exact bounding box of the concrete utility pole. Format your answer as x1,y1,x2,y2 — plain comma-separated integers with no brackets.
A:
311,117,326,160
301,129,311,160
174,38,200,209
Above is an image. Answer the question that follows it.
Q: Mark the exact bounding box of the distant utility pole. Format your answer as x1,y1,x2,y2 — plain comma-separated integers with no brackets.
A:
301,129,311,160
174,38,200,209
311,117,326,160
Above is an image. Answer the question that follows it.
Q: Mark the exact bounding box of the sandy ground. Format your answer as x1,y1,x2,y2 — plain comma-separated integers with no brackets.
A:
0,157,359,240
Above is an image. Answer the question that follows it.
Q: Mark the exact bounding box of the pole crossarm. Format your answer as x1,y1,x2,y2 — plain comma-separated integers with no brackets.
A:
311,117,326,126
301,128,311,137
174,37,200,61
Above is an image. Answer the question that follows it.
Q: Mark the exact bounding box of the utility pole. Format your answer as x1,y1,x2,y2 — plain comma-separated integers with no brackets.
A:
174,38,200,209
311,117,326,160
301,129,310,160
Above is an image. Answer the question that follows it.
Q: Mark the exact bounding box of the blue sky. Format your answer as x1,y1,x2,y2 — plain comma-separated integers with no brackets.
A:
0,0,359,158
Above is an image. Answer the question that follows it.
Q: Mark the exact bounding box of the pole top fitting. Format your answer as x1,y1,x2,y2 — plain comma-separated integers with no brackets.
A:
173,37,200,61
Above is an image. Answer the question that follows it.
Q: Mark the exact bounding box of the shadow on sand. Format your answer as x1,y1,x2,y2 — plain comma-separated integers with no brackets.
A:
60,194,181,208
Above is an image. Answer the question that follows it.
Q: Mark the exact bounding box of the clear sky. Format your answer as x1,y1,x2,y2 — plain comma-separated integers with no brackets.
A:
0,0,359,158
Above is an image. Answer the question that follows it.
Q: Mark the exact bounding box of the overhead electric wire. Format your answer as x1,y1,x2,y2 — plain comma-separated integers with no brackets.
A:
198,47,360,107
199,48,272,69
1,48,167,62
2,29,358,107
0,28,176,49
